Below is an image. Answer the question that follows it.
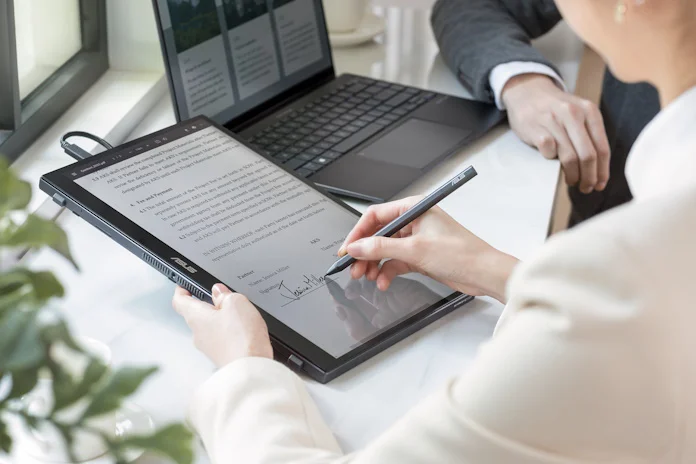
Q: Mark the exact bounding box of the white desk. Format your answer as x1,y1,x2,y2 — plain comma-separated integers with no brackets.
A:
22,7,581,462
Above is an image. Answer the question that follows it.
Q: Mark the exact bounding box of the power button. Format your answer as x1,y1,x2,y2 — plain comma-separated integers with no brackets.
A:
287,354,304,371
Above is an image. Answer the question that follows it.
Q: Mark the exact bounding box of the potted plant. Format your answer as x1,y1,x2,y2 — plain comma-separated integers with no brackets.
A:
0,159,193,464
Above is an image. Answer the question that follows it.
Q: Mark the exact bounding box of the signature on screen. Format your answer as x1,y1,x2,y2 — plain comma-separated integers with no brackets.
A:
277,274,326,305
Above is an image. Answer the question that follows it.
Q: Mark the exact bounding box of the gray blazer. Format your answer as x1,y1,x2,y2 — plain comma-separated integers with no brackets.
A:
431,0,660,224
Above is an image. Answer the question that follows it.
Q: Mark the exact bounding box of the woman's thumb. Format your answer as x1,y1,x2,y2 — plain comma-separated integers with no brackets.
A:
346,236,412,262
212,283,233,307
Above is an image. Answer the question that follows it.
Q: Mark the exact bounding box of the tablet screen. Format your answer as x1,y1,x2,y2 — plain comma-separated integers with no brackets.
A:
67,121,454,357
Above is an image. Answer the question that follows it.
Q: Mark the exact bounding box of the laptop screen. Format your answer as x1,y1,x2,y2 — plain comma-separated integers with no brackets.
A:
153,0,333,125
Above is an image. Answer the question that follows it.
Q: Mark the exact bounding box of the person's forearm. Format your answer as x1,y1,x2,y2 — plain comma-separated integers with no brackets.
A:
478,250,520,304
431,0,562,102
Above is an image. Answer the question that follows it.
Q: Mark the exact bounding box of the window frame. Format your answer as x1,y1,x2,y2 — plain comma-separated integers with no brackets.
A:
0,0,108,163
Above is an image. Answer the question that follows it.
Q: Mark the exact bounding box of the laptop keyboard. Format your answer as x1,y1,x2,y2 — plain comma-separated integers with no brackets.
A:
247,77,436,178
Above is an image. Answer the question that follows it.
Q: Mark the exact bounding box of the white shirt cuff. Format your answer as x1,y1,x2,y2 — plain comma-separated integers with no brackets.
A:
489,62,567,110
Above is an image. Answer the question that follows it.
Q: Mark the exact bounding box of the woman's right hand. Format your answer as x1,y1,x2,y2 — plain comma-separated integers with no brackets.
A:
339,197,519,303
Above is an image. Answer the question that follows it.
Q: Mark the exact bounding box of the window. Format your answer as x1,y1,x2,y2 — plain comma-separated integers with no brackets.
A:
0,0,108,163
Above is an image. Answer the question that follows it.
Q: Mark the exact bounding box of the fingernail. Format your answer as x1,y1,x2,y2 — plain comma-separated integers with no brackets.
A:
597,182,607,190
212,284,230,299
346,239,367,257
338,246,347,257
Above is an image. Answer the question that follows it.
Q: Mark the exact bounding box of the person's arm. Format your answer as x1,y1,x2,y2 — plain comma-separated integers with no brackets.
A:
431,0,562,102
431,0,611,194
178,217,673,463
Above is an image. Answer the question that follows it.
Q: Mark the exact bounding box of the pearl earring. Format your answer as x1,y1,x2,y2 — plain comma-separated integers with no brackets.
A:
615,1,628,24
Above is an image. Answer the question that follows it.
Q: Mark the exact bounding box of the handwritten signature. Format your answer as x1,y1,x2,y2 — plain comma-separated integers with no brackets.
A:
277,274,326,304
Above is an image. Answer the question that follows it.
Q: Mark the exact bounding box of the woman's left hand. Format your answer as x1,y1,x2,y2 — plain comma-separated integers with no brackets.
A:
172,284,273,367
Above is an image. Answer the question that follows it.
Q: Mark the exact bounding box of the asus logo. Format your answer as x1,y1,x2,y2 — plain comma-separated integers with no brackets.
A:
171,257,197,273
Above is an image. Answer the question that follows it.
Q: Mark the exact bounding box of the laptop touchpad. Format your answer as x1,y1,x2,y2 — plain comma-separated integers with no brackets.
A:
358,119,471,169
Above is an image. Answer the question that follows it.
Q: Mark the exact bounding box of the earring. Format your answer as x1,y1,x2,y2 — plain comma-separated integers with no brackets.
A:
615,1,628,24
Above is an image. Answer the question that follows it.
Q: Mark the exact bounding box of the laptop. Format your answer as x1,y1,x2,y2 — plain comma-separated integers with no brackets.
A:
152,0,504,202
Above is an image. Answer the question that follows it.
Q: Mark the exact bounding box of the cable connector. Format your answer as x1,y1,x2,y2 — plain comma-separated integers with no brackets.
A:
60,131,114,161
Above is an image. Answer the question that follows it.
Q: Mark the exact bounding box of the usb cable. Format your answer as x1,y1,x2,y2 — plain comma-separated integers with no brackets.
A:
60,131,113,161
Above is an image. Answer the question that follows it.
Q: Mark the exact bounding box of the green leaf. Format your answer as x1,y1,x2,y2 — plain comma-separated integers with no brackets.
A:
0,419,12,454
2,214,78,269
40,319,80,352
81,367,158,420
0,268,64,309
0,309,44,371
6,368,39,400
119,424,194,464
0,158,32,213
51,358,108,414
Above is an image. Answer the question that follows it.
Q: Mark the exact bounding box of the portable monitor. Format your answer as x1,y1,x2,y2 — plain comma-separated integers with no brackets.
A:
41,117,473,382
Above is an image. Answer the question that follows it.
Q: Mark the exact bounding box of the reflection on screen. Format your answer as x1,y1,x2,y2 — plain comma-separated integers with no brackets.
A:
155,0,332,124
70,124,454,357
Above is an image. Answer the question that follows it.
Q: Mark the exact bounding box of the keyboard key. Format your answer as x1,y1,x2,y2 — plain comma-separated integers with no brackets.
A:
325,135,343,144
336,91,353,99
296,140,313,149
307,147,325,156
295,116,311,124
374,89,398,101
314,129,331,137
268,143,285,152
275,126,292,134
325,111,342,119
332,124,385,153
305,121,321,130
404,87,419,95
343,124,361,133
316,141,334,150
357,103,374,112
287,133,303,141
274,152,294,161
368,110,385,118
296,168,313,178
373,81,389,88
297,127,312,135
338,114,354,123
323,150,342,159
314,156,331,165
346,83,368,93
328,97,343,105
285,121,301,129
335,130,351,138
358,115,377,123
305,135,322,143
284,158,306,170
391,107,409,116
296,153,316,161
313,116,331,124
383,113,401,121
374,118,392,126
348,109,364,117
365,98,381,106
305,111,319,118
303,162,323,171
348,97,365,105
384,93,411,107
363,86,381,95
352,119,369,128
324,124,340,131
403,103,419,111
286,146,302,154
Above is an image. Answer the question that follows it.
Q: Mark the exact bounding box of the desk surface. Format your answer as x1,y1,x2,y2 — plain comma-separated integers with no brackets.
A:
23,7,578,462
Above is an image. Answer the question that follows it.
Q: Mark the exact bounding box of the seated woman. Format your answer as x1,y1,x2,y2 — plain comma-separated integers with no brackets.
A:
172,0,696,461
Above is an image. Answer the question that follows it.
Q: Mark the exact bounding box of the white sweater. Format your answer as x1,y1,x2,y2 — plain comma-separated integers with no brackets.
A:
188,86,696,463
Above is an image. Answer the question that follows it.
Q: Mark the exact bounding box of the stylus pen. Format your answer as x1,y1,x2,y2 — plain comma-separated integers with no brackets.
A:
324,166,478,277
